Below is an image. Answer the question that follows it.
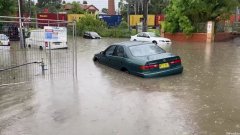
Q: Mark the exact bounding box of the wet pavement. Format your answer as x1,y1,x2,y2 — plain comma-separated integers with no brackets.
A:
0,37,240,135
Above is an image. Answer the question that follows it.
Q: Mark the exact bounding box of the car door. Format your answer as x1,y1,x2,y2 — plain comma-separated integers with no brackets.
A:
136,33,144,41
141,33,151,42
100,45,117,66
110,46,126,70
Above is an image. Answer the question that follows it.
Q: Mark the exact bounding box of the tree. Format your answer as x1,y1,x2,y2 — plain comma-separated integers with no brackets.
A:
148,0,169,14
0,0,17,16
83,1,87,4
37,0,62,12
164,0,239,34
20,0,36,17
102,8,108,14
68,1,84,14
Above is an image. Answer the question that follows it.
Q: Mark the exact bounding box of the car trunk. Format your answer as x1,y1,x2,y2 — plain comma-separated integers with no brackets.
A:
138,53,182,72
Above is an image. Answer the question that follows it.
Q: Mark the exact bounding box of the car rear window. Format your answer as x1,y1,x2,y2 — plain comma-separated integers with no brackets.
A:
90,32,99,37
129,44,165,57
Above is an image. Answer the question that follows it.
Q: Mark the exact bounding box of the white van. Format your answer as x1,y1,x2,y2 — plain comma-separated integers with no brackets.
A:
25,27,67,50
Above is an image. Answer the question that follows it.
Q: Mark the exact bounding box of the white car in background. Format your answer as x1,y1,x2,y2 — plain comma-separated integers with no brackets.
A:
0,34,10,46
130,32,172,47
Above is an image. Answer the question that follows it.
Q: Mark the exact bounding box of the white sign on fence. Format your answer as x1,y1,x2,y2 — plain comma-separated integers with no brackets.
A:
44,26,67,42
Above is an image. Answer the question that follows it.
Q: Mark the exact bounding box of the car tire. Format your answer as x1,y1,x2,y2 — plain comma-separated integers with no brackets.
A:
152,41,157,44
121,67,129,74
93,57,98,62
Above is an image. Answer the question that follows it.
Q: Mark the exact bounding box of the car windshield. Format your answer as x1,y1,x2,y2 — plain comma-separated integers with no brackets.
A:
129,44,165,57
148,32,157,37
90,32,100,37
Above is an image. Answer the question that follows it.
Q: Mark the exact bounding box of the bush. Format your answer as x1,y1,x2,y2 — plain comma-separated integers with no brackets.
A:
76,17,131,38
76,14,107,36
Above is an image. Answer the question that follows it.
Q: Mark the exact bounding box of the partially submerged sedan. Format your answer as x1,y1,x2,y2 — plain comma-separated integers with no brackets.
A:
93,41,183,78
130,32,172,47
83,31,101,39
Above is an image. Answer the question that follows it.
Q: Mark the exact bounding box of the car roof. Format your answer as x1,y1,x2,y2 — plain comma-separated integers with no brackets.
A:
114,41,153,47
139,32,154,34
0,34,8,37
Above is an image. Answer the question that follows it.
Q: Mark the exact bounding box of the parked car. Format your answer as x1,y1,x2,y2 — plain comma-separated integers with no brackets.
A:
0,34,10,46
26,27,68,50
93,41,183,78
130,32,172,47
83,32,101,39
1,25,19,41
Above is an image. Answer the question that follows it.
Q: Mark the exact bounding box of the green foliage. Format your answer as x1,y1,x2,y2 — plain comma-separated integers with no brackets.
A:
0,0,17,16
37,0,62,12
164,0,239,34
22,0,36,17
118,21,128,29
76,16,131,38
67,1,85,14
101,8,108,14
148,0,169,14
76,14,107,35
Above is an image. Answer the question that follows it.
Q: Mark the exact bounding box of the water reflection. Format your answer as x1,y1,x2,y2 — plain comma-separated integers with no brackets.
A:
0,38,240,135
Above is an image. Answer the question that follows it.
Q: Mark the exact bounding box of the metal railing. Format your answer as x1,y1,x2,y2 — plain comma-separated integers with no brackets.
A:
0,16,77,85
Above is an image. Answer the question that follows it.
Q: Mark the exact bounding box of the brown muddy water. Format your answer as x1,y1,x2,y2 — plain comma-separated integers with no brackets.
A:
0,37,240,135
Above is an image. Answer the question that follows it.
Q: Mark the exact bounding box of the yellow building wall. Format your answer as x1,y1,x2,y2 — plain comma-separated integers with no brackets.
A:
129,15,155,26
67,14,85,22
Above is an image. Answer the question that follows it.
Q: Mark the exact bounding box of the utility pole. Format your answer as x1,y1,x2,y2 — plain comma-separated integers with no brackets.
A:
127,3,130,30
18,0,25,48
142,0,149,32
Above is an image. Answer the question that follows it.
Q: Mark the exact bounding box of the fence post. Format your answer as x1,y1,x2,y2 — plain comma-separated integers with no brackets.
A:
206,21,215,43
41,58,45,75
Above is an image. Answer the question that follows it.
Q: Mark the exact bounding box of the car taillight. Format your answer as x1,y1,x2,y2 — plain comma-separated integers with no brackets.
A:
140,64,159,70
170,59,181,64
45,42,48,47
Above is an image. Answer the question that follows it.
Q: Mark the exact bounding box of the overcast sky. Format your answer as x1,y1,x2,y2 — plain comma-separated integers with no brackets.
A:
34,0,121,10
68,0,121,10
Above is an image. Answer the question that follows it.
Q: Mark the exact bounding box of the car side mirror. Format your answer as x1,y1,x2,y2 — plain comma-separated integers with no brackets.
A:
147,36,150,38
100,51,105,55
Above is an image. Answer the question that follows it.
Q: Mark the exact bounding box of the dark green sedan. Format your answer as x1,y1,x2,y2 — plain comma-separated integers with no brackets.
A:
93,41,183,78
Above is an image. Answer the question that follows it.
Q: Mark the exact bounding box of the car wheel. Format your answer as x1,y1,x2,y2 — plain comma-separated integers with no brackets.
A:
93,57,98,62
39,46,43,50
152,41,157,44
121,67,129,74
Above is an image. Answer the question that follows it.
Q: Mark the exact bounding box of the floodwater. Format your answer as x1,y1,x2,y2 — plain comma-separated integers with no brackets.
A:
1,37,240,135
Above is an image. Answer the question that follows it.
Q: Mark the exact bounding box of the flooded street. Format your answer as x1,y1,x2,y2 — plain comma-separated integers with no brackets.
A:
0,37,240,135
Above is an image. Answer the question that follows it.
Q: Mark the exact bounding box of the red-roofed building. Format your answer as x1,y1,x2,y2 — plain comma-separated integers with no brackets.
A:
64,3,99,14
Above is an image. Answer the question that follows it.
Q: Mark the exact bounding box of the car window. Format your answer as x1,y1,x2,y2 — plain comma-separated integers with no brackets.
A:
90,32,99,37
129,44,165,57
137,33,143,37
105,45,116,56
142,33,149,38
148,32,157,37
114,46,125,57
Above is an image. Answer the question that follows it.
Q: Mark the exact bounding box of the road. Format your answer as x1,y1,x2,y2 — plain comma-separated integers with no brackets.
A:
0,37,240,135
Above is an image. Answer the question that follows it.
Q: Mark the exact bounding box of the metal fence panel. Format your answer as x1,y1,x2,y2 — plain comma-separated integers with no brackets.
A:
0,16,77,85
